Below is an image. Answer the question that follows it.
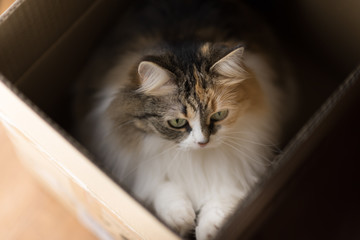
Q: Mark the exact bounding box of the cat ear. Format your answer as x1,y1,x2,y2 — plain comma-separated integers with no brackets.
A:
137,61,176,96
210,46,248,80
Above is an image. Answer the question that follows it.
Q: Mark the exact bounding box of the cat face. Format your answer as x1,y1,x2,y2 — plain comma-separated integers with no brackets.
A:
123,43,261,150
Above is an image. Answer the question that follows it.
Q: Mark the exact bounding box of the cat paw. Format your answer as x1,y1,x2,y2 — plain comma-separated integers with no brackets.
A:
196,208,226,240
159,200,196,236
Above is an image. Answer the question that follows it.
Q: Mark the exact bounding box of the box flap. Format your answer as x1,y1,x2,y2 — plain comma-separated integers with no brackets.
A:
217,65,360,239
0,75,179,239
0,0,94,82
1,0,125,129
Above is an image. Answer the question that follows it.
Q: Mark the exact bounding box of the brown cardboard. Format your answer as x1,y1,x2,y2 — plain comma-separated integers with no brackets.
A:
0,0,124,123
293,0,360,72
217,66,360,240
0,78,178,240
0,0,179,239
251,71,360,240
1,0,360,239
0,0,95,82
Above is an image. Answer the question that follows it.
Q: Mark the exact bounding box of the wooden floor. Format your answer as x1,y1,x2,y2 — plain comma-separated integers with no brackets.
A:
0,1,97,239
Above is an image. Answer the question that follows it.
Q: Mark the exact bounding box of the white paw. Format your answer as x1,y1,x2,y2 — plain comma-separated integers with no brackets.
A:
196,208,226,240
159,199,196,236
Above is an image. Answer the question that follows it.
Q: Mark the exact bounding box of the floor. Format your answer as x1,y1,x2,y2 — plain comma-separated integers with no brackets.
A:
0,1,97,239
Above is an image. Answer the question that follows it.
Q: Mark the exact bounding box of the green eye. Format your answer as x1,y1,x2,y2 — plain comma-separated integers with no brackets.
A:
210,110,229,121
168,118,188,129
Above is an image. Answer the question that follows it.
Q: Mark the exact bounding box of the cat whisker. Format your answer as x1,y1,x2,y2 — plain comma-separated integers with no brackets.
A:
114,120,136,130
166,148,183,174
222,135,274,147
219,140,272,166
226,140,273,165
221,134,282,153
106,120,136,138
224,130,279,145
120,143,179,181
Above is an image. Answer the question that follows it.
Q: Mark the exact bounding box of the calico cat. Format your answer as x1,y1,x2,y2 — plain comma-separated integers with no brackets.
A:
73,1,295,239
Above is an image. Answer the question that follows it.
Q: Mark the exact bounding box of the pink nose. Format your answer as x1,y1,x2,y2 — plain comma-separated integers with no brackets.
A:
198,141,209,147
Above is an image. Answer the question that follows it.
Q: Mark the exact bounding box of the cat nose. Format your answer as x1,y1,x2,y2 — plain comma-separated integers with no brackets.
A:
198,140,209,147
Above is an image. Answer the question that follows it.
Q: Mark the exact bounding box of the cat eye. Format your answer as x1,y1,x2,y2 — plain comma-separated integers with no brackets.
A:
168,118,188,129
210,110,229,122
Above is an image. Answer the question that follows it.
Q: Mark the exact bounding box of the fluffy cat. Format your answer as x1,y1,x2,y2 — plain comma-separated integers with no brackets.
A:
73,1,295,239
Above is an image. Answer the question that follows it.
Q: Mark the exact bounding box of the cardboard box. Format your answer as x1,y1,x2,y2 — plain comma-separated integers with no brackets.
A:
0,0,178,239
1,0,359,239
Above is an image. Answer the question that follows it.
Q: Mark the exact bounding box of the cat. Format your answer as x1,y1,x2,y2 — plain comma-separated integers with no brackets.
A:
73,1,295,239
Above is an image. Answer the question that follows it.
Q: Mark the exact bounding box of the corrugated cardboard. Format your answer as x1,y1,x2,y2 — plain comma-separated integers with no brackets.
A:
1,0,360,239
218,66,360,240
0,0,178,239
0,0,95,81
0,74,178,240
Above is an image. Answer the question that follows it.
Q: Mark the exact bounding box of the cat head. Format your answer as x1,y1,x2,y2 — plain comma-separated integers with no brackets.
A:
118,43,264,150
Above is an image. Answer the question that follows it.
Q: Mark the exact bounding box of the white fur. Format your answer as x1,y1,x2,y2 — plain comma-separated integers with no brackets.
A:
180,113,208,149
78,51,290,240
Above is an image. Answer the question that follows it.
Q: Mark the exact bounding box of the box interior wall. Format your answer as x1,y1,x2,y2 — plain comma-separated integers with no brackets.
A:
1,0,359,136
1,0,360,239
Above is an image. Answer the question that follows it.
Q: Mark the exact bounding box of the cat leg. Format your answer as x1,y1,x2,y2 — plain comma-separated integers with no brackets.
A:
196,198,238,240
153,181,196,237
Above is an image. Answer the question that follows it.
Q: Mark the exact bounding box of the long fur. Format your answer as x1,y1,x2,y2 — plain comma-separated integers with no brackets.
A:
73,1,295,239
